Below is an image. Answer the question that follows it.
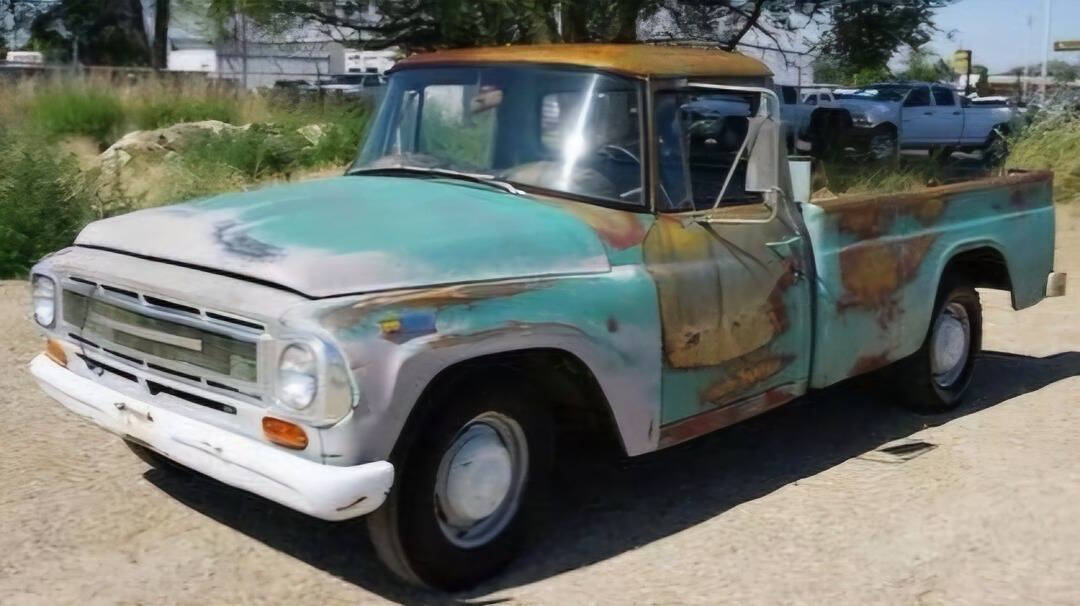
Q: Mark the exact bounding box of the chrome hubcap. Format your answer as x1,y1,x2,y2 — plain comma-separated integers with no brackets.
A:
931,301,970,388
434,412,528,548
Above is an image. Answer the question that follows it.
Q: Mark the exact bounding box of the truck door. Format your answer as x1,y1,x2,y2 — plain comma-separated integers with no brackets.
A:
645,86,813,447
900,85,934,146
931,86,964,145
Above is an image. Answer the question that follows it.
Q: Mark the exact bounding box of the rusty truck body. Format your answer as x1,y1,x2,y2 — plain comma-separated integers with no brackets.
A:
28,44,1065,588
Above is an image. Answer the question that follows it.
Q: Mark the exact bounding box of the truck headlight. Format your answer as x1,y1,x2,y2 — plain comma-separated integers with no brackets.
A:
277,343,317,409
851,112,871,127
32,275,56,327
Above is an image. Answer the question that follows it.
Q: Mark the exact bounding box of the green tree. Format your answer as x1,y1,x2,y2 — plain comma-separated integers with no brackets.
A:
815,0,955,83
28,0,151,65
898,47,954,82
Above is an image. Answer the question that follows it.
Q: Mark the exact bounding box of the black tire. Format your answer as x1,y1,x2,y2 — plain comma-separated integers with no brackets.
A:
983,128,1009,166
890,279,982,413
124,439,190,474
366,378,553,590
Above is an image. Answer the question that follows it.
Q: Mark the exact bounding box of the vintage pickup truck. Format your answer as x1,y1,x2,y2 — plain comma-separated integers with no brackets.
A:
29,44,1065,589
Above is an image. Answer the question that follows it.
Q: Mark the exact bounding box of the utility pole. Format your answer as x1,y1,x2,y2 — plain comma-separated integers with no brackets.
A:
1040,0,1051,98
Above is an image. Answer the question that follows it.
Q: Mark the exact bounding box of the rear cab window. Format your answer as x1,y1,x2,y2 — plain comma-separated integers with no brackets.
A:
932,86,956,106
904,86,932,107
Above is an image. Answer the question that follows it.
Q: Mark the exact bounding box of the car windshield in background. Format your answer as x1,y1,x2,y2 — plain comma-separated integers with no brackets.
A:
353,66,644,206
834,85,912,102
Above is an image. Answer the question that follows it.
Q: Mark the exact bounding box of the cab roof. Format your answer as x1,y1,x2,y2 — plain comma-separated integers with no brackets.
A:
393,43,773,79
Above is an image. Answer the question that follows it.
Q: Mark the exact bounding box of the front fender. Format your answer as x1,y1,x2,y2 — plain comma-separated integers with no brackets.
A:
311,268,663,464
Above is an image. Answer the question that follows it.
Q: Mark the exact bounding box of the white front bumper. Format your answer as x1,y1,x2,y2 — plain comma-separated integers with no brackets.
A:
29,354,394,521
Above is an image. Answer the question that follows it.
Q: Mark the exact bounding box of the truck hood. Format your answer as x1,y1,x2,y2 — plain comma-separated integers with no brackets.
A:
76,176,612,298
832,98,895,118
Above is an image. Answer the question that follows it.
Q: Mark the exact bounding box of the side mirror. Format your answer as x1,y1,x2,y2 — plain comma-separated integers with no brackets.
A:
788,156,812,204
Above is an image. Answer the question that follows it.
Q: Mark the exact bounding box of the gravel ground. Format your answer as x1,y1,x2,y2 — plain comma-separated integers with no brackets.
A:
2,206,1080,605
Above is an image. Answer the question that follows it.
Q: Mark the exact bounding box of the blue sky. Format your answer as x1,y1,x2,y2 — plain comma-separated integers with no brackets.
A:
925,0,1080,73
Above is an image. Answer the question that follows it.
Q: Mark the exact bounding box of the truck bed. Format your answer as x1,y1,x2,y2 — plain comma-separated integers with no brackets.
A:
802,171,1055,388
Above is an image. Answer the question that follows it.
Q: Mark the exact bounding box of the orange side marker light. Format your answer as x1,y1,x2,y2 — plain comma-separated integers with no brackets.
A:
262,416,308,450
45,338,68,367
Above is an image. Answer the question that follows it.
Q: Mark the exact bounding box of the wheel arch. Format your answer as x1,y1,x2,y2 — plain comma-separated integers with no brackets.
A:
903,240,1011,360
389,348,628,463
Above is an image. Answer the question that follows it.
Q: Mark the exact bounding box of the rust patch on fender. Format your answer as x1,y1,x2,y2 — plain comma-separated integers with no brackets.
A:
910,196,947,225
540,198,648,250
700,350,795,406
849,350,893,377
428,321,589,349
837,234,937,316
322,280,554,332
659,385,799,448
836,203,895,238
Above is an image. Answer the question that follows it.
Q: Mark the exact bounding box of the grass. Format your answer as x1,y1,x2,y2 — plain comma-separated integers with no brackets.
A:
813,157,946,197
0,127,94,277
1007,108,1080,204
0,74,374,275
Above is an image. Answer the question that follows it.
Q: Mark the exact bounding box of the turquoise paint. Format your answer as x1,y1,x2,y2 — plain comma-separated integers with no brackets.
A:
197,175,609,266
804,176,1055,389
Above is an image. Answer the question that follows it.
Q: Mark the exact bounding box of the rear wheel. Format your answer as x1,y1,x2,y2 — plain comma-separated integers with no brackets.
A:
890,280,982,413
366,381,552,589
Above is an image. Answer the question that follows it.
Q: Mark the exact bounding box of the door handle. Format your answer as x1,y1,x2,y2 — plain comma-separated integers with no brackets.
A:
923,111,934,115
952,111,961,115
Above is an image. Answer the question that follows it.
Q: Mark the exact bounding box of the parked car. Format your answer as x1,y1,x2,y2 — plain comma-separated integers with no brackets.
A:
825,82,1018,159
29,44,1066,590
780,87,843,145
315,72,386,95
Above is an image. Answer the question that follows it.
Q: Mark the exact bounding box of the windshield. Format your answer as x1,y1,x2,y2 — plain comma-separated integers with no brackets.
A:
353,66,644,205
834,84,912,102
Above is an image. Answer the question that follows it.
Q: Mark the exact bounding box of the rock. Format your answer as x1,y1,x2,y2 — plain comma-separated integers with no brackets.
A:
99,120,245,163
297,124,330,146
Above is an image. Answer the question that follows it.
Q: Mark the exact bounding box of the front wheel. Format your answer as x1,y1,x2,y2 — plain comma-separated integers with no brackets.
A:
890,281,982,413
366,382,552,589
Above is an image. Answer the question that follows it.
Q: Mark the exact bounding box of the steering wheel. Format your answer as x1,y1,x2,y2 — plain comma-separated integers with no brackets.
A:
599,144,641,165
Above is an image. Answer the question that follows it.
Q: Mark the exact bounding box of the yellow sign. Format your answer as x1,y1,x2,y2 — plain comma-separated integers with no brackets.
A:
1054,40,1080,51
952,50,972,73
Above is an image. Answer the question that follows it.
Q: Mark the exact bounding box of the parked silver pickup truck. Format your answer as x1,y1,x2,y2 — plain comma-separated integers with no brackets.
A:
800,82,1016,159
28,44,1065,590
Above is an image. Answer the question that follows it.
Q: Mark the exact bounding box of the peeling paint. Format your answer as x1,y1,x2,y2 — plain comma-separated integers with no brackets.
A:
849,350,893,377
699,351,795,406
658,384,799,448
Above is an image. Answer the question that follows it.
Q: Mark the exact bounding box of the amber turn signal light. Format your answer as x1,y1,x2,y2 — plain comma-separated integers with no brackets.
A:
45,338,68,367
262,416,308,450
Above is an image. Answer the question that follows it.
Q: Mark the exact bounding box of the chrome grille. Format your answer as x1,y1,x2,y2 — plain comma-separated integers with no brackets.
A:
59,277,265,401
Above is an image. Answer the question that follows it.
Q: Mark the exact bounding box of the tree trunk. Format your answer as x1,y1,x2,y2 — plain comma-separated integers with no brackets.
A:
612,1,643,43
152,0,169,69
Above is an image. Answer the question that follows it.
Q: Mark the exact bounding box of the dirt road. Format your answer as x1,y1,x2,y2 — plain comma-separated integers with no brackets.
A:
3,207,1080,605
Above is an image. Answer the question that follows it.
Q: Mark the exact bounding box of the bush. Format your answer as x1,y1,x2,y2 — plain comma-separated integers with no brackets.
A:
0,129,93,278
1007,108,1080,204
29,88,125,148
132,97,240,130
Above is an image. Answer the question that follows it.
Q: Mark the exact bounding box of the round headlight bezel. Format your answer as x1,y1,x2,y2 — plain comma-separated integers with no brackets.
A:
32,275,57,328
277,343,318,410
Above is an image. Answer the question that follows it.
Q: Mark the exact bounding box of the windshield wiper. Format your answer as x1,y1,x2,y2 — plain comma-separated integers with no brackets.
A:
347,165,525,195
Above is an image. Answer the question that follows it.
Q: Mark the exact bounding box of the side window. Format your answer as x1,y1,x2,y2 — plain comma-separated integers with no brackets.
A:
932,86,955,106
781,86,798,105
654,90,764,212
904,87,931,107
804,94,817,106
